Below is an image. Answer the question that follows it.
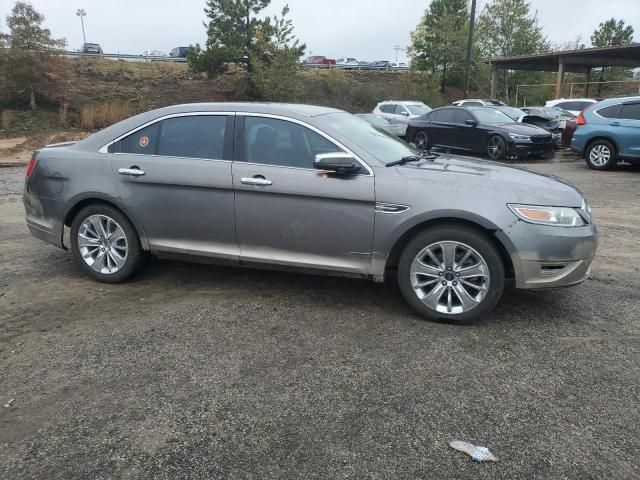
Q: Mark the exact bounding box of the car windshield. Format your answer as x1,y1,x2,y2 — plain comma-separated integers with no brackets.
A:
321,113,417,164
497,106,525,120
406,104,432,115
471,108,514,125
85,43,100,48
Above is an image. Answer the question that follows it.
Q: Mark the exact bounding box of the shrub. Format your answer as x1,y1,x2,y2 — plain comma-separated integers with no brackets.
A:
80,100,133,130
1,110,12,129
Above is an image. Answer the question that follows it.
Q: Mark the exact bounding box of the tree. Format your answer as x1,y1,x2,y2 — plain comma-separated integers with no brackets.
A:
188,0,270,77
409,0,469,93
591,18,634,96
475,0,549,103
0,2,67,109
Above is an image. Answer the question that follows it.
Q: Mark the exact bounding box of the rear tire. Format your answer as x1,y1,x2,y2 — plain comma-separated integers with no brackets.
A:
70,204,143,283
397,225,505,323
586,140,616,170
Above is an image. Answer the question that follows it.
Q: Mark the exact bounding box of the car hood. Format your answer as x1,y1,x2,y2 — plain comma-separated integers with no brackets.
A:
491,123,551,136
395,154,584,207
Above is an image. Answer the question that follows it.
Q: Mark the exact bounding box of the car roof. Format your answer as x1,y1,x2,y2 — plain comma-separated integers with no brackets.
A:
590,96,640,107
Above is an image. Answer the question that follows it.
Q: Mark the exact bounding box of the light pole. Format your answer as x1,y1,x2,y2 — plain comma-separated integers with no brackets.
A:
394,45,403,63
76,9,87,45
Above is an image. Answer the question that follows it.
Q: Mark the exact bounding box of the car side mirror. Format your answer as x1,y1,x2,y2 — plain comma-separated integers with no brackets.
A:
400,111,410,117
465,119,478,127
314,153,360,174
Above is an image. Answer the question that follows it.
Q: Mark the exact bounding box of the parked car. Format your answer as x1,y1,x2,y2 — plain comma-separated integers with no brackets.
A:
490,106,563,147
336,58,359,69
571,96,640,169
545,98,597,116
358,60,371,68
367,60,392,70
23,103,596,323
81,43,103,55
390,62,409,70
521,107,577,148
452,99,507,107
304,56,336,66
406,106,554,159
373,101,432,136
170,47,191,58
355,113,406,137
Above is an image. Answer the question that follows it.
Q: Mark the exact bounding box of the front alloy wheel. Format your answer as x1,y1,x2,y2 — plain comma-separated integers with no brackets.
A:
414,130,429,150
397,225,505,323
487,135,506,160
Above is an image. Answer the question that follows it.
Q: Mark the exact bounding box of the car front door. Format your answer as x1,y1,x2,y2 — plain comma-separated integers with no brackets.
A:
232,115,375,274
109,113,238,259
379,104,397,123
428,108,456,148
454,109,484,151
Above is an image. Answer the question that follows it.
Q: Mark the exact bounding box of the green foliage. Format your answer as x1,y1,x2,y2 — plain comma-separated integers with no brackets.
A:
590,18,635,96
0,1,68,109
409,0,469,92
476,0,549,104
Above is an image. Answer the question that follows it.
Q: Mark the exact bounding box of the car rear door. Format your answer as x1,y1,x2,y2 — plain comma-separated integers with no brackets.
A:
109,113,238,259
428,108,456,147
231,114,375,274
612,102,640,158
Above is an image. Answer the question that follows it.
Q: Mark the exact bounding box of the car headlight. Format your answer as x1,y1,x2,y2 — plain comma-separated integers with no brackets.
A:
508,204,587,227
508,133,531,141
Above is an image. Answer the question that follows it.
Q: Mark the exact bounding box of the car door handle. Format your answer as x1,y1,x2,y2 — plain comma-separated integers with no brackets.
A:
610,122,621,127
241,176,272,186
118,167,145,176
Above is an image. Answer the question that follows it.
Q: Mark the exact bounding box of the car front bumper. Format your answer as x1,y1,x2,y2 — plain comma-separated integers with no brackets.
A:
496,219,598,289
508,140,554,158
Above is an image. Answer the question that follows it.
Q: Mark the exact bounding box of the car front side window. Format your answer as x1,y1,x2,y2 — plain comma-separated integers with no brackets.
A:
243,116,344,169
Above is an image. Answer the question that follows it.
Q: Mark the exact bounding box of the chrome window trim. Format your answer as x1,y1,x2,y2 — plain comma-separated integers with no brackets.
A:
98,111,234,154
239,112,374,176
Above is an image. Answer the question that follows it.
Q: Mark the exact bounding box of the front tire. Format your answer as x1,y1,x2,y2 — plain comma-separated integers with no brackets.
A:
586,140,616,170
70,204,143,283
413,130,430,151
487,135,507,160
397,225,505,323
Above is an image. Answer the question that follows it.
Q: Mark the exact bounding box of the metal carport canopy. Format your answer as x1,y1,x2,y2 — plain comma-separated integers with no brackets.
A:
485,44,640,98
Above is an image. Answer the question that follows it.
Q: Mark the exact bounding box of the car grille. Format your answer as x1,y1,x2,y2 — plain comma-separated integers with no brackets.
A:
531,135,552,144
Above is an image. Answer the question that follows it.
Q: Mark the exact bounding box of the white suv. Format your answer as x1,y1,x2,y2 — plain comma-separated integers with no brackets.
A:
545,98,597,116
452,99,507,107
373,101,432,135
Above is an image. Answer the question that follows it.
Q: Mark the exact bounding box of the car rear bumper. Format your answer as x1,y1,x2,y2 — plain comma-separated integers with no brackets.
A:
496,220,598,289
24,192,65,249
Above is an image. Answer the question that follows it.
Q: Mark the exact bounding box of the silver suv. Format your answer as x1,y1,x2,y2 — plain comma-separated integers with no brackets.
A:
373,101,432,136
24,103,597,323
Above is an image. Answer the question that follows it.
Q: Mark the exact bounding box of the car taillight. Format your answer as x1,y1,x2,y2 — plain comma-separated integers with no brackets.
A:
576,112,587,126
26,156,37,177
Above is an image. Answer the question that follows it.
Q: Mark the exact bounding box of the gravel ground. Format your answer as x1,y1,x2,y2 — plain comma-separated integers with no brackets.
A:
1,157,639,479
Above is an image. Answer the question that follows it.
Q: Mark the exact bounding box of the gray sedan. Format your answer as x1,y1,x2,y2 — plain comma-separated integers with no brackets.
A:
24,103,597,322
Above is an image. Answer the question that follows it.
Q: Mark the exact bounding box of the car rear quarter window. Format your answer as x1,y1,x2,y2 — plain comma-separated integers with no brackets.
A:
243,117,343,169
157,116,228,159
619,103,640,120
111,122,160,154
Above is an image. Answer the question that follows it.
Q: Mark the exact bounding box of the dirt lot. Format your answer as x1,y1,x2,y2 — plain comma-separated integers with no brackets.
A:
1,156,639,479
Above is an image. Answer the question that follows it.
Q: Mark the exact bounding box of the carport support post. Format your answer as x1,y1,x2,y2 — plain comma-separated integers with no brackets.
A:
555,56,566,99
585,68,592,97
490,64,498,98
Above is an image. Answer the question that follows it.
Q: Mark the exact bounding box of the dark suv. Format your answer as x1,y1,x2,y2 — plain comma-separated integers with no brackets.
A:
81,43,103,55
170,47,190,58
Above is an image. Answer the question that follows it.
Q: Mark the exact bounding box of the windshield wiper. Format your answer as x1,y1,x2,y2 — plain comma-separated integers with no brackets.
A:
386,151,439,167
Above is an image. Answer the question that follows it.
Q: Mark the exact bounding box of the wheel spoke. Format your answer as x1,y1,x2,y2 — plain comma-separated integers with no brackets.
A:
421,282,447,310
456,249,472,269
78,234,100,248
453,283,479,310
446,287,453,313
458,263,487,279
440,242,456,269
460,278,487,291
108,249,126,269
92,249,107,272
411,259,441,278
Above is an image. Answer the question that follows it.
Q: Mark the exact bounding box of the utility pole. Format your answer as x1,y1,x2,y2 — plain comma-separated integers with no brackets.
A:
463,0,477,99
76,9,87,45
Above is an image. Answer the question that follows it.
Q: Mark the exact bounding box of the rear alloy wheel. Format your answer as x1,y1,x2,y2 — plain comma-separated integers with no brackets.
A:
586,140,616,170
397,226,505,323
71,204,143,283
487,135,507,160
414,130,429,151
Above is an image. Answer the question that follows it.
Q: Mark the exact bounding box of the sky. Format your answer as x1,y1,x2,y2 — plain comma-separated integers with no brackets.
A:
1,0,639,62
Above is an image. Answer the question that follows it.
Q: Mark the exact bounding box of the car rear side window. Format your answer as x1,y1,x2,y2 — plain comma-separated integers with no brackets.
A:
431,109,455,123
597,105,621,119
380,104,395,113
557,101,592,112
157,116,228,159
243,117,343,169
111,123,160,154
619,103,640,120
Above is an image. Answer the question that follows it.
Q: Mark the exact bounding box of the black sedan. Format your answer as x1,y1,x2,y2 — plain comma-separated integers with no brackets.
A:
406,106,554,160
